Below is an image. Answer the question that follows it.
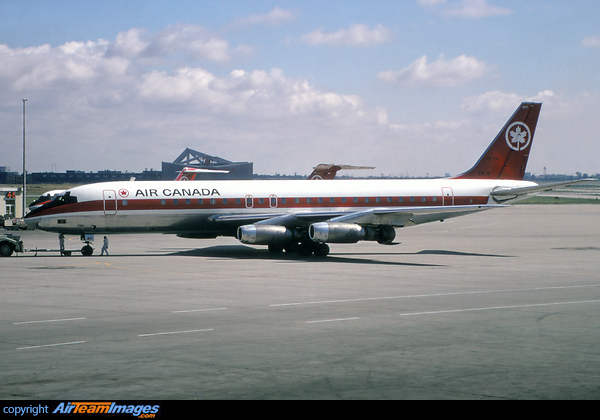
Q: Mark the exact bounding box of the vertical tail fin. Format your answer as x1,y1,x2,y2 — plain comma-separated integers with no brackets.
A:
455,102,542,180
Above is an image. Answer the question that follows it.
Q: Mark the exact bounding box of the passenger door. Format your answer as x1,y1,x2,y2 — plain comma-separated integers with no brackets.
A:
103,190,117,215
441,187,454,206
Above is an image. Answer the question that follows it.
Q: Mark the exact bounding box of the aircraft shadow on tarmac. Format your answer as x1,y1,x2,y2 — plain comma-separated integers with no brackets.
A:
169,245,514,267
413,249,512,258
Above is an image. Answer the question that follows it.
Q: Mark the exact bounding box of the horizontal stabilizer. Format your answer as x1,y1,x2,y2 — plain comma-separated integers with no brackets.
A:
491,179,596,197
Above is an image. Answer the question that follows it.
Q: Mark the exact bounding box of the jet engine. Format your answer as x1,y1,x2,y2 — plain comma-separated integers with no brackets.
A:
237,224,293,245
308,222,396,244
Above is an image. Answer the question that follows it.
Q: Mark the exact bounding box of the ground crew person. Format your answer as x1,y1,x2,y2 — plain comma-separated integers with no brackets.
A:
101,236,109,256
59,234,65,256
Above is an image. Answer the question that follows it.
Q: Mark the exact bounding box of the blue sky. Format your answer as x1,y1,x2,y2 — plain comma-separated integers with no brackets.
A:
1,0,599,177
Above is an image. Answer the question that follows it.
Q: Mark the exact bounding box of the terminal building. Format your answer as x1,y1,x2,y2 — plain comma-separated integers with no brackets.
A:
161,148,253,180
1,187,22,220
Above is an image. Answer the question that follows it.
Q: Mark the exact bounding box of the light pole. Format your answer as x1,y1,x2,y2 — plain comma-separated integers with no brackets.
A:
22,98,27,218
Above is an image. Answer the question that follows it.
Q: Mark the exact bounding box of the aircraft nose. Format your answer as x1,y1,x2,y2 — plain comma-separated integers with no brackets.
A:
24,217,38,230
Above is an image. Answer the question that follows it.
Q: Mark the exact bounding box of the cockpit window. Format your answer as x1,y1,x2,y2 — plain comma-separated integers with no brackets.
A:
53,191,78,205
25,191,78,218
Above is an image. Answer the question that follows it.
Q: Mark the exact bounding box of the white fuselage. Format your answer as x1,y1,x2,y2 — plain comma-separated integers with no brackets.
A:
25,178,536,236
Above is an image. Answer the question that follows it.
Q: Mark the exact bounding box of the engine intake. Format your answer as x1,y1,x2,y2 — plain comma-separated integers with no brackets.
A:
309,222,395,244
237,225,293,245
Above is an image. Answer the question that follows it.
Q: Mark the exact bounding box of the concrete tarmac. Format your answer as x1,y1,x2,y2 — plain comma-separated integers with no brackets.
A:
2,204,600,399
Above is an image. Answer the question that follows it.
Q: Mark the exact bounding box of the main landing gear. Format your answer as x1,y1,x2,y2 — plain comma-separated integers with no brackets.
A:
268,241,330,257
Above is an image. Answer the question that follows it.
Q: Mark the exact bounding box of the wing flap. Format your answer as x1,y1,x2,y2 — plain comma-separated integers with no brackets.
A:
329,205,501,227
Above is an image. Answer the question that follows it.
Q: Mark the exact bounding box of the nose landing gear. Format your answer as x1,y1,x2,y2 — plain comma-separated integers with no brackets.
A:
56,234,95,256
80,234,94,256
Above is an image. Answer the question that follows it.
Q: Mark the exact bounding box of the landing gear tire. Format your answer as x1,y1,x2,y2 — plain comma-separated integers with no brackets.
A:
81,245,94,256
296,241,330,257
313,243,330,257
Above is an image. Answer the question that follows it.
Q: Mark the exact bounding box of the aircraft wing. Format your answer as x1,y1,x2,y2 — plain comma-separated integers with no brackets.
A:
208,210,348,227
209,204,502,229
491,178,595,203
324,205,500,227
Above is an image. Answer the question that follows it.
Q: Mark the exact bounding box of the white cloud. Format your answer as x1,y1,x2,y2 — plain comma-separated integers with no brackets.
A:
0,32,390,175
136,66,386,123
300,24,393,47
461,90,523,113
461,90,556,114
1,39,129,91
107,28,149,58
420,0,514,18
378,55,491,87
582,35,600,48
105,24,251,63
230,7,297,28
417,0,446,6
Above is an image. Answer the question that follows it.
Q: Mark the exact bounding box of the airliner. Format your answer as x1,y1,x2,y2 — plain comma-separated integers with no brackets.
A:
24,102,590,257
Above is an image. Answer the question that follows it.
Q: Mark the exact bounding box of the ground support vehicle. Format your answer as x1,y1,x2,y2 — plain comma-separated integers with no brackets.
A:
0,234,24,257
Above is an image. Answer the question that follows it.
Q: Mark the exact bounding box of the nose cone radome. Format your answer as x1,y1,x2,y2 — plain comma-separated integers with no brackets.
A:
23,216,39,230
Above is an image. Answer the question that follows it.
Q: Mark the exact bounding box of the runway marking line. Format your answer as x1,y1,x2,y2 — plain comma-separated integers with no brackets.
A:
171,308,227,313
306,317,360,324
17,341,85,350
398,300,600,317
138,328,214,337
270,284,600,307
13,317,86,325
